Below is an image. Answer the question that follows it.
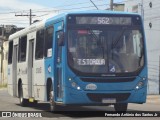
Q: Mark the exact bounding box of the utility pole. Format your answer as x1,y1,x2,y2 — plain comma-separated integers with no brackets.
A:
0,25,4,85
110,0,114,11
15,9,36,25
141,0,144,22
29,9,32,25
159,56,160,95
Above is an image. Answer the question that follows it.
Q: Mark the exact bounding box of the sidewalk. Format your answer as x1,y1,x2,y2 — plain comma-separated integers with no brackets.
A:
0,87,7,90
147,95,160,104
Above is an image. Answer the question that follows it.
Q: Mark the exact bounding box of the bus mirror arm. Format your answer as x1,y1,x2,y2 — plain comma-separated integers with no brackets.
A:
58,31,64,46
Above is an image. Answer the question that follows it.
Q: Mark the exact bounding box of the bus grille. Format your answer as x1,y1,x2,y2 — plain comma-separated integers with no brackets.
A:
87,93,130,102
81,77,136,83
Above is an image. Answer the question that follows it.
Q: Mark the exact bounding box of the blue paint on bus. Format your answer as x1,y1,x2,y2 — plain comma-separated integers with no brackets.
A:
44,10,148,107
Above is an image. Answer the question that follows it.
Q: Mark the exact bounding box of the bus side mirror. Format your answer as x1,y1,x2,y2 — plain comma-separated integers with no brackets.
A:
58,31,64,46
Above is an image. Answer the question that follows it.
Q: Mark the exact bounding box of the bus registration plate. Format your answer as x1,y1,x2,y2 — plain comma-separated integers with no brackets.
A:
102,98,116,103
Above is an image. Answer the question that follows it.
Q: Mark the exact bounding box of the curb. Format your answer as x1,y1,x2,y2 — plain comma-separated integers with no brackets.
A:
147,95,160,104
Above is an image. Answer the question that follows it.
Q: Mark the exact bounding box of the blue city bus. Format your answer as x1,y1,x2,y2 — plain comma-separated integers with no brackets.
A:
8,10,147,112
48,10,148,112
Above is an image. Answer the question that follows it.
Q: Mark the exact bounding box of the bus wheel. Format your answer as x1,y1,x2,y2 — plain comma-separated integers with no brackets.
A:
30,100,38,106
49,86,59,112
114,103,128,112
19,83,29,106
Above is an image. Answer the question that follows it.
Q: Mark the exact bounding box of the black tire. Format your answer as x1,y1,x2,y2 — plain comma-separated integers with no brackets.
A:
49,85,59,112
19,83,29,107
29,100,38,107
114,103,128,112
33,100,38,105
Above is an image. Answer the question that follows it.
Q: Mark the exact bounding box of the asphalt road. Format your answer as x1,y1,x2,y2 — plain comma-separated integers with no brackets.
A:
0,88,160,120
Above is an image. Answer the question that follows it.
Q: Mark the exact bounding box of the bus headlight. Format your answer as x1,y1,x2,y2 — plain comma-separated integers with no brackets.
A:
135,76,147,90
135,81,144,90
142,77,146,81
71,82,81,90
68,77,81,90
71,82,76,87
77,86,81,90
68,78,72,81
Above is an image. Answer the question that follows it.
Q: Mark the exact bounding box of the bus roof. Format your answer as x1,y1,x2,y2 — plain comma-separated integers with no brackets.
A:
9,19,46,40
46,10,140,24
65,10,139,15
9,10,140,40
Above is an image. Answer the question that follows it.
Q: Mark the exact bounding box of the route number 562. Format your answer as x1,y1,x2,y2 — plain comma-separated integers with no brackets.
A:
98,17,110,24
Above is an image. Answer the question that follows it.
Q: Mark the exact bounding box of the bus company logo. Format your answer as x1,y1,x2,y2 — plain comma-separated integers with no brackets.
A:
86,83,97,90
1,112,42,118
2,112,11,117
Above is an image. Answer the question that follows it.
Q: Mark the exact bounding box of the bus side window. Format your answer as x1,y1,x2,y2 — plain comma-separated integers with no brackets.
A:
35,29,45,59
18,36,27,62
8,41,13,64
44,26,54,57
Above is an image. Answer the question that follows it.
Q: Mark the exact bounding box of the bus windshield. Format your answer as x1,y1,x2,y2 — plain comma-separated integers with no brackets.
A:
67,16,144,76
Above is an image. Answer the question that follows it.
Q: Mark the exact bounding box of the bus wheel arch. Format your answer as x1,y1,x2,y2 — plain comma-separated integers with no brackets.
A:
46,78,60,112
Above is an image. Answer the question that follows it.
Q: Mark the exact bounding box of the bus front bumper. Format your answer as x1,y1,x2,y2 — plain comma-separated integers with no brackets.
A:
63,86,147,105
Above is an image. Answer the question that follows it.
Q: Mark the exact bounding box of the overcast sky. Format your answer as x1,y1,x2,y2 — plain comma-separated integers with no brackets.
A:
0,0,123,27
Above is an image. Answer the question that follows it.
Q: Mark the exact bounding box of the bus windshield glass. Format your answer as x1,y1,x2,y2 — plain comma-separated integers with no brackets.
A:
67,15,144,76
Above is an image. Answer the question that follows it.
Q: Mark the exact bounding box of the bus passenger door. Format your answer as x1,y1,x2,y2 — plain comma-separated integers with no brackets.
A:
13,42,18,97
55,22,64,101
56,31,63,100
28,39,34,97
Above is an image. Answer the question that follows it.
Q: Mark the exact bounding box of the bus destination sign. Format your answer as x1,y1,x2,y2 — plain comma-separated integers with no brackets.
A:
76,17,132,25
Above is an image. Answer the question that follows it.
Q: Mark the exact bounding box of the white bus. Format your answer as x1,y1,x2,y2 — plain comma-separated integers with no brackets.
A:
8,20,47,105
